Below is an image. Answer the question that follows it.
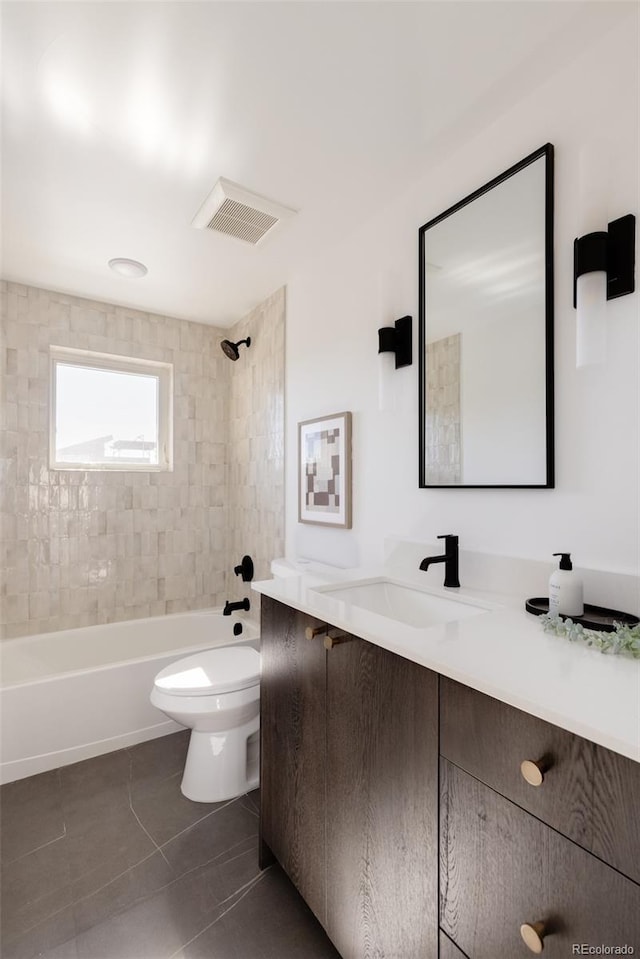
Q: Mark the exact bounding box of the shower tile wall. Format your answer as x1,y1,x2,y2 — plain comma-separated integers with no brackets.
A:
225,287,285,610
0,282,233,638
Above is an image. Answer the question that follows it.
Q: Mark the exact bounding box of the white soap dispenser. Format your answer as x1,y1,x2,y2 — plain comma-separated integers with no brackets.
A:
548,553,584,617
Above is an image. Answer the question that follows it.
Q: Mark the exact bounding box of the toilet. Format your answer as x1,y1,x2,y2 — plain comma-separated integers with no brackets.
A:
150,646,261,803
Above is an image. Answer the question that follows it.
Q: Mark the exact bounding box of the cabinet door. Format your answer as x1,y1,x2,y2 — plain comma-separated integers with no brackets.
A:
326,636,438,959
440,932,469,959
260,597,327,923
591,742,640,884
440,759,640,957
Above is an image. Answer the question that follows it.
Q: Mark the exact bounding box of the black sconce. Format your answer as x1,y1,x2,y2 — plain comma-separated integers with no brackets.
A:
573,213,635,307
377,315,412,369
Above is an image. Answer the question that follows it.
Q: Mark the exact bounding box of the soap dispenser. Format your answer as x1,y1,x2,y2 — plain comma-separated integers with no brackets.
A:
549,553,584,617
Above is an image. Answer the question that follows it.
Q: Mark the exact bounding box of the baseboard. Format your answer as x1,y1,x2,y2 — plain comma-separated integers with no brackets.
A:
0,718,184,784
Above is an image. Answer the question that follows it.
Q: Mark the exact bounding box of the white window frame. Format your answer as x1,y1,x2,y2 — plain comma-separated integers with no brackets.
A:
49,346,173,471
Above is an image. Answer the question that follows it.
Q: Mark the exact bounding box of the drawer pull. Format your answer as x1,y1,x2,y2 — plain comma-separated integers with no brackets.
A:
305,625,326,640
520,758,548,787
324,632,351,650
520,921,546,953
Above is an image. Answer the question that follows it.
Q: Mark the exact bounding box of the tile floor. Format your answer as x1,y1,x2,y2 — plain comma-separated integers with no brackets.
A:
1,731,340,959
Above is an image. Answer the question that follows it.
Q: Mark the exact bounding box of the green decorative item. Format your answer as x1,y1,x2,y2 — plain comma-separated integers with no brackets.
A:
540,613,640,659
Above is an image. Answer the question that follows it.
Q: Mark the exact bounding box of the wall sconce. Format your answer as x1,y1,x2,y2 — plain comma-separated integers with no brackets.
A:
377,315,412,369
377,315,412,411
574,214,635,367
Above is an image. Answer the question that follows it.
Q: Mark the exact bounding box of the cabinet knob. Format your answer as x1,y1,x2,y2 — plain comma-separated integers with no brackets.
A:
520,921,546,953
324,632,351,650
305,625,326,641
520,758,548,787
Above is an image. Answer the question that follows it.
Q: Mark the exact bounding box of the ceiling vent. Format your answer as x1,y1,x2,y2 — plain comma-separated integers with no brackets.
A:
192,177,297,246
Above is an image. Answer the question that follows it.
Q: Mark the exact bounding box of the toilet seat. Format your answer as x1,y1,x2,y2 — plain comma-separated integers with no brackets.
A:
153,647,260,697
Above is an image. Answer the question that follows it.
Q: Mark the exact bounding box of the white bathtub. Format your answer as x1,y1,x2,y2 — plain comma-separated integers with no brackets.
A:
0,609,259,784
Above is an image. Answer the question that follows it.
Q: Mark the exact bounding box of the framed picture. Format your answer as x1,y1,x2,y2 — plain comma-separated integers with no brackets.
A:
298,411,352,528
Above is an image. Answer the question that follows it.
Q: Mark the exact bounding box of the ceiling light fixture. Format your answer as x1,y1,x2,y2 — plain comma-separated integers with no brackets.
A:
108,257,148,279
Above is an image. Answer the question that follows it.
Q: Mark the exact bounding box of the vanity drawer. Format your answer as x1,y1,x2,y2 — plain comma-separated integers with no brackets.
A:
440,759,640,958
440,677,640,882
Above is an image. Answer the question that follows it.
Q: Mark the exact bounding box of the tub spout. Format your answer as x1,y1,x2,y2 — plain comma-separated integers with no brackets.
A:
223,598,251,616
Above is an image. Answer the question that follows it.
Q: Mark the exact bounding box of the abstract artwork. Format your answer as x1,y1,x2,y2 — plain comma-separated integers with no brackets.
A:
298,412,352,528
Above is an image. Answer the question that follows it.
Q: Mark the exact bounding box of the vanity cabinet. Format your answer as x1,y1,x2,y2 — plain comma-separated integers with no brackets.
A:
260,597,439,959
260,596,640,958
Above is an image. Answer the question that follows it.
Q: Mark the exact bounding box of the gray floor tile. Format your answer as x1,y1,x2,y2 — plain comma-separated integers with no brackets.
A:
0,768,65,862
59,749,132,816
238,789,260,819
1,733,337,959
1,902,77,959
1,832,73,942
69,860,233,959
201,835,260,904
129,772,228,848
39,938,79,959
72,850,175,938
182,866,341,959
127,732,235,847
160,799,257,875
64,803,158,895
127,731,190,789
69,891,202,959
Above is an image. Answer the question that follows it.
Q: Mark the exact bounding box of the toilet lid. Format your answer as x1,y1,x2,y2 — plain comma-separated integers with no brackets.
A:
154,647,261,696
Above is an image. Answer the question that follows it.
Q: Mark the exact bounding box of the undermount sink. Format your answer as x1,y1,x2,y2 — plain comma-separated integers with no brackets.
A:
311,578,490,630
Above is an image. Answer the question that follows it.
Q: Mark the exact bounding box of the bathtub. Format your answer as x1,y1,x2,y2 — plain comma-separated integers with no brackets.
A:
0,609,259,784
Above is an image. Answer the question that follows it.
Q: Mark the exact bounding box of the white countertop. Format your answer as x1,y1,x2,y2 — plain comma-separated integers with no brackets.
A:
253,554,640,763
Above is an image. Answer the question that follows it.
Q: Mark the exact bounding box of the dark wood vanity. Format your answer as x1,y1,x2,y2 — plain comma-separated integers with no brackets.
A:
259,596,640,958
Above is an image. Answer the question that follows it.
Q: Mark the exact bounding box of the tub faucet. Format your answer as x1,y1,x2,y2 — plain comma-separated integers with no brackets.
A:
419,534,460,588
223,598,251,616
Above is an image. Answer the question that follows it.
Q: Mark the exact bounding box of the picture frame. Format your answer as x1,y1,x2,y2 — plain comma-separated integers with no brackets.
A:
298,411,352,528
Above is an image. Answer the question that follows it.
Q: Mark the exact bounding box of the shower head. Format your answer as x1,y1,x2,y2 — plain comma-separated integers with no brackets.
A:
221,337,251,361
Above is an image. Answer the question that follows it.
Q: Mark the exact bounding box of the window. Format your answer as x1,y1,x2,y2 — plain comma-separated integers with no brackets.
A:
50,347,173,471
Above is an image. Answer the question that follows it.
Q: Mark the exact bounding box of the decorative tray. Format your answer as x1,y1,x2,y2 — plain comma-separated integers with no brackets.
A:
525,598,639,633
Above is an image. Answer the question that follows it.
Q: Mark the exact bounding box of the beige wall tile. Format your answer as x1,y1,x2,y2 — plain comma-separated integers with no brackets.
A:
0,281,285,639
225,287,286,614
0,284,224,636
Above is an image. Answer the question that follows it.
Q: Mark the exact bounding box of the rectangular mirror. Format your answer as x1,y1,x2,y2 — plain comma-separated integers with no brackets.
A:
419,143,554,488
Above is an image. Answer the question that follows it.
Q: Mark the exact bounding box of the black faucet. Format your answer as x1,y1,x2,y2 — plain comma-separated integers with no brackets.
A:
419,535,460,588
223,598,251,616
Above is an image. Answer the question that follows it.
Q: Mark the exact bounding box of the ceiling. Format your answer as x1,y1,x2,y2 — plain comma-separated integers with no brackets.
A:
0,2,630,327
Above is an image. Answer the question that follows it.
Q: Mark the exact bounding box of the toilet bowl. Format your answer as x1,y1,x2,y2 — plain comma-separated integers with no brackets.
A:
150,646,261,803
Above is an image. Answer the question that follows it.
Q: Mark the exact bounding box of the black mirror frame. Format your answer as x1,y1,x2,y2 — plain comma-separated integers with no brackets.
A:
418,143,555,489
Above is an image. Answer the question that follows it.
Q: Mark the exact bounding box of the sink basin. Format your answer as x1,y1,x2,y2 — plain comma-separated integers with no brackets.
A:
311,578,490,630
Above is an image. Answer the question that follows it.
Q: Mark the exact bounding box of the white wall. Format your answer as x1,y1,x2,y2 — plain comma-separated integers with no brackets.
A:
285,13,639,575
460,309,546,485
